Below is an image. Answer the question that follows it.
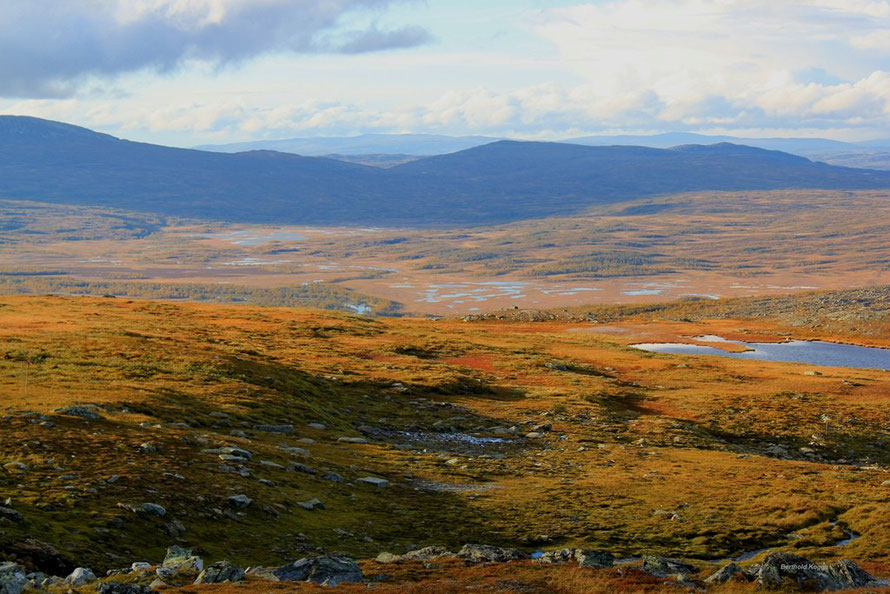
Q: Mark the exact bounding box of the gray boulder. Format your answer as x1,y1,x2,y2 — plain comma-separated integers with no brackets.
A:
254,424,294,435
54,405,102,420
705,562,750,584
162,546,203,572
376,546,454,563
0,562,27,594
575,550,615,569
270,555,363,587
754,553,887,591
535,548,613,568
641,555,698,577
66,567,97,587
356,476,389,488
298,498,325,511
458,544,528,563
228,494,252,509
97,582,153,594
0,507,23,523
194,561,245,584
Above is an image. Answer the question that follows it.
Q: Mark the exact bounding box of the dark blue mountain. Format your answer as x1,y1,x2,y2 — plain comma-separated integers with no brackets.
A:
2,116,889,226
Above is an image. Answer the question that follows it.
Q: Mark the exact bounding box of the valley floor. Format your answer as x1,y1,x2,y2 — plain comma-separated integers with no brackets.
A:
1,294,889,591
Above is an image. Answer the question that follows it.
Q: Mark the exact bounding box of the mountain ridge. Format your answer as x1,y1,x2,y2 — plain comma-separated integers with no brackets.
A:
2,116,890,227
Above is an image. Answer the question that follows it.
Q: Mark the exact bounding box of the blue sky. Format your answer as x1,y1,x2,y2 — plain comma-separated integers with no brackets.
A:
3,0,890,146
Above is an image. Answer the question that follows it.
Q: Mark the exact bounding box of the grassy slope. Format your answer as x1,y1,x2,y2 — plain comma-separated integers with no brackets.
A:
1,296,889,591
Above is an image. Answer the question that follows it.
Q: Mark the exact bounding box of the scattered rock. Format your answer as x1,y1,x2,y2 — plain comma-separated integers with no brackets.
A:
575,550,615,569
376,546,454,563
338,437,368,444
753,552,886,591
290,462,317,475
54,405,101,420
308,423,326,430
66,567,97,587
269,555,363,587
458,544,528,563
298,498,324,511
705,562,750,584
254,424,294,435
194,561,245,584
323,472,344,482
0,507,23,523
97,582,152,594
228,494,252,509
118,502,166,517
0,562,27,594
163,546,204,573
641,555,697,577
356,477,390,488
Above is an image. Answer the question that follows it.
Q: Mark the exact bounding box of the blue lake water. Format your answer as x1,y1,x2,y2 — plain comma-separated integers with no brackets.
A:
631,336,890,370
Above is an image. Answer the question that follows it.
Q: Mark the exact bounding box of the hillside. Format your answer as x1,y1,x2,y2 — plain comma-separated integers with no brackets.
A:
1,294,889,592
2,117,890,227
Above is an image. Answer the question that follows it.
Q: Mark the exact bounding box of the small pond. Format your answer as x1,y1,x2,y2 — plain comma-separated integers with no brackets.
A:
631,335,890,370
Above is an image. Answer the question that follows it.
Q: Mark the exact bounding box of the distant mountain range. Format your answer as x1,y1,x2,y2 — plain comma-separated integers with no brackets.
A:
2,116,890,227
197,130,890,170
195,133,501,157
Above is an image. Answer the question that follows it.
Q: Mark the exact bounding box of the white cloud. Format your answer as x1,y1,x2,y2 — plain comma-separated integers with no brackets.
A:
6,0,890,142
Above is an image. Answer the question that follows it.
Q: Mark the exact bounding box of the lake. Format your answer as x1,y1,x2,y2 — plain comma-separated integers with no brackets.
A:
631,336,890,370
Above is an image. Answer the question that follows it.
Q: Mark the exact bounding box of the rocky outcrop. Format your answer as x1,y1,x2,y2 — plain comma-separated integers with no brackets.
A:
194,561,244,584
376,546,454,563
457,544,528,563
65,567,97,587
704,562,749,584
267,555,363,587
0,562,27,594
162,546,203,573
752,553,886,591
535,548,614,569
96,582,152,594
641,555,698,577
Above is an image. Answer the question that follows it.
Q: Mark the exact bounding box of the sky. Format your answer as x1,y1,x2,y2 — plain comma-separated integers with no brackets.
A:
2,0,890,146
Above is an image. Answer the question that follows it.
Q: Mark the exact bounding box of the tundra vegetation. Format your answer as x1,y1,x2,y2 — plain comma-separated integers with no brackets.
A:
0,292,888,591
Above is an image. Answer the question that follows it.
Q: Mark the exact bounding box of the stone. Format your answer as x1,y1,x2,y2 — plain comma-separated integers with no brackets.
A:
289,462,317,475
323,472,345,482
705,562,750,584
375,546,453,563
0,507,23,523
750,554,888,591
66,567,97,587
54,405,102,420
641,555,697,577
356,477,390,488
228,494,252,509
0,562,27,594
97,582,152,594
457,544,528,563
823,558,887,589
130,562,152,572
194,561,245,584
270,555,363,587
574,550,615,569
163,546,204,573
118,502,166,517
338,436,368,444
298,498,324,510
254,424,294,435
308,423,326,430
280,446,311,456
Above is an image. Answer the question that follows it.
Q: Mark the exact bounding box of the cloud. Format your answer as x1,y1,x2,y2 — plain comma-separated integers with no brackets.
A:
0,0,429,98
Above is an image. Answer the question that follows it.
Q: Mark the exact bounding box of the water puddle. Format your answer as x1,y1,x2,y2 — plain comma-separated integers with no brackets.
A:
631,336,890,370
